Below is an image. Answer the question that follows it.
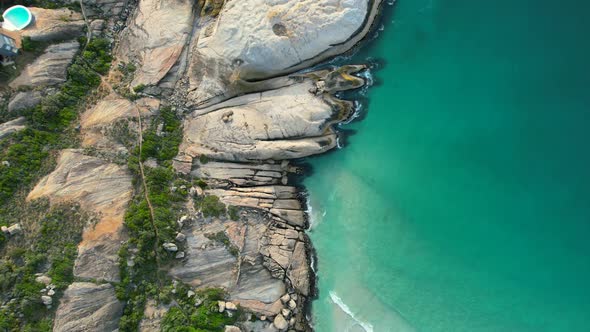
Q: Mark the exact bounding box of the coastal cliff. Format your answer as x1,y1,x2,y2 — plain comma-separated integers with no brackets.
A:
0,0,384,331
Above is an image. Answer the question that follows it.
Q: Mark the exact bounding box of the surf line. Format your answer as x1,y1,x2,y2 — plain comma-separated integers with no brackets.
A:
329,291,375,332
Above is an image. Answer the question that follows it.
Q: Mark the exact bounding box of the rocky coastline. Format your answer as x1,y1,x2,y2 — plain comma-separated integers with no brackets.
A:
0,0,387,330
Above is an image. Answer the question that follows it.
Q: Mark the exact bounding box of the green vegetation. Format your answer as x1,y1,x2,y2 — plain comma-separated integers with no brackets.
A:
228,206,240,221
133,84,146,93
0,37,112,331
204,232,239,257
117,105,189,331
138,106,183,163
199,154,210,164
0,38,112,208
0,203,86,331
195,195,226,218
161,286,240,332
20,37,44,53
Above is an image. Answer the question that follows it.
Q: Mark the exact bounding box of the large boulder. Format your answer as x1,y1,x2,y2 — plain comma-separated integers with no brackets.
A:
21,8,85,42
53,282,123,332
7,91,43,113
185,0,381,104
9,40,79,88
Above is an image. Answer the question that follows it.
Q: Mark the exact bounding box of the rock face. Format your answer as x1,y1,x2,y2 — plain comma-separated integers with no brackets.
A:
116,0,195,86
9,40,79,88
79,0,129,17
0,117,26,140
53,282,123,332
188,159,295,188
8,91,43,113
21,8,85,42
177,66,364,164
15,1,381,331
207,186,306,227
168,209,311,317
28,150,133,282
138,299,171,332
183,0,380,105
79,94,158,149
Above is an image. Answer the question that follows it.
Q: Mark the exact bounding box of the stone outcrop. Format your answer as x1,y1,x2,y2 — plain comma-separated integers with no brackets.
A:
53,282,123,332
0,117,26,139
7,91,43,113
14,0,382,330
177,66,364,164
28,149,133,282
78,0,129,17
21,8,85,42
207,186,306,228
183,0,381,105
188,159,297,188
138,299,171,332
116,0,195,86
9,40,79,88
79,94,158,149
168,209,309,325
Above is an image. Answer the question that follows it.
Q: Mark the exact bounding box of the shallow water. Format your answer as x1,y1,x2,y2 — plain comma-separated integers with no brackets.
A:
306,0,590,331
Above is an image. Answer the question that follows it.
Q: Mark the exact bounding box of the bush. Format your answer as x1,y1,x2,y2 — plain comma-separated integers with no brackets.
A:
199,154,209,164
21,37,43,52
196,195,226,218
133,84,146,93
228,206,240,221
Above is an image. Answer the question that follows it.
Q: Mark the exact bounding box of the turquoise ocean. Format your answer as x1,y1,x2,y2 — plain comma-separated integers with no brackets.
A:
305,0,590,331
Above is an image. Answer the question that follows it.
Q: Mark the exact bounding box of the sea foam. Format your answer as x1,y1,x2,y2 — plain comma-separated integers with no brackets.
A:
329,291,374,332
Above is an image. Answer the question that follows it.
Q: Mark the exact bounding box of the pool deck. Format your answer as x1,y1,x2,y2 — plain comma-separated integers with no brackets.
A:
0,28,22,49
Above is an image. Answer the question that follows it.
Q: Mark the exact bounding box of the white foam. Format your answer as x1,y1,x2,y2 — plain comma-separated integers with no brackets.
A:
329,291,374,332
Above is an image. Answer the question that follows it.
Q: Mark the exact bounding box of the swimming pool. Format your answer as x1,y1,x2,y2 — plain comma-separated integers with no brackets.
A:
2,5,33,31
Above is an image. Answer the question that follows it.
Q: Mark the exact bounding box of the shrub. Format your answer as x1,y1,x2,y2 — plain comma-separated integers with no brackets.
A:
133,84,146,93
196,195,226,218
228,206,240,221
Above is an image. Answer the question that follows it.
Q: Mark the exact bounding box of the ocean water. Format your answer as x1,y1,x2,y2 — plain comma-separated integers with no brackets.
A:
306,0,590,331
